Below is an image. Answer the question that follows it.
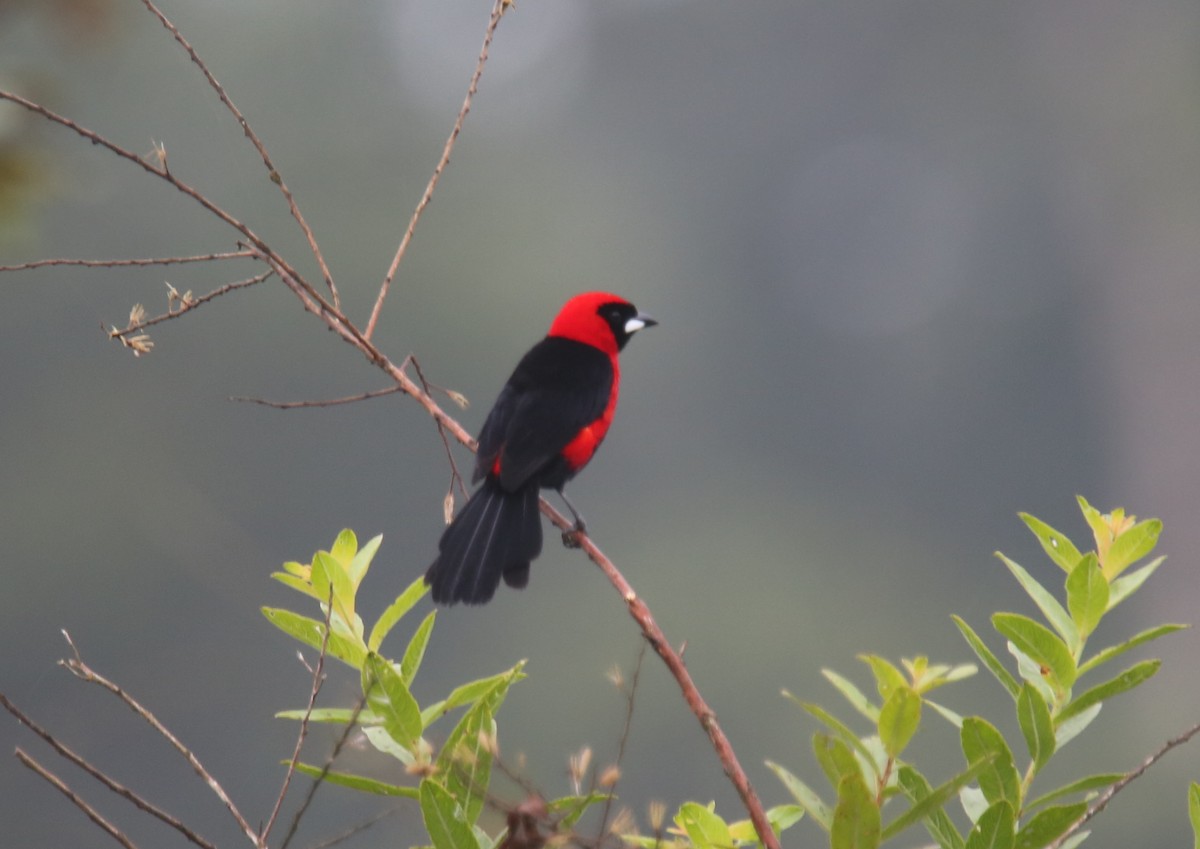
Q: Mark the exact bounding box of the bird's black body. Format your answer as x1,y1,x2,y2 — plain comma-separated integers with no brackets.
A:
424,294,653,606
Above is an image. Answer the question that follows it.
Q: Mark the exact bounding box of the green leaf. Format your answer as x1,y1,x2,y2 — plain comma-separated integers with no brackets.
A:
329,528,358,566
992,613,1076,692
1019,513,1083,573
823,669,880,722
289,762,418,797
728,804,806,844
676,802,733,849
420,778,481,849
1188,782,1200,849
995,553,1078,651
1057,659,1161,724
964,801,1015,849
1075,496,1107,550
926,699,966,728
961,718,1020,808
1065,555,1108,639
815,733,864,790
1016,684,1055,773
1106,556,1165,610
1014,802,1086,849
362,653,422,750
860,655,908,701
421,664,527,728
400,611,437,688
1103,518,1161,579
275,707,380,724
270,570,323,601
878,687,921,758
887,760,994,845
953,616,1020,698
1026,773,1122,811
347,532,383,588
261,607,367,668
831,771,881,849
546,793,610,830
1078,623,1186,676
768,760,832,831
1054,704,1101,749
785,691,881,780
313,550,357,635
368,576,429,653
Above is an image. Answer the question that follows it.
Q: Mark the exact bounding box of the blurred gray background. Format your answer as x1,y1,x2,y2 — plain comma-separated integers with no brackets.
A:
2,0,1199,847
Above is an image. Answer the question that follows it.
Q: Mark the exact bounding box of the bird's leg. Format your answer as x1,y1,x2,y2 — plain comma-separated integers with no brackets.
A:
558,489,587,548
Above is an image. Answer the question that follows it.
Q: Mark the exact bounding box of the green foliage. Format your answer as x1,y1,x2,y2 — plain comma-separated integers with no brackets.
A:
765,498,1186,849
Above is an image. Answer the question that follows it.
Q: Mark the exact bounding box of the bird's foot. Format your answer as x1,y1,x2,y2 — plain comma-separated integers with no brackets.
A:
561,518,588,549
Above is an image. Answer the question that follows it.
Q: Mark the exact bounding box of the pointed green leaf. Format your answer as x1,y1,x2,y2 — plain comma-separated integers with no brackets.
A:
1065,555,1108,639
546,793,610,830
860,655,908,701
1076,496,1107,550
261,607,367,668
729,804,806,843
1103,518,1161,579
995,553,1078,651
992,613,1076,691
1026,773,1122,811
347,533,382,588
1078,623,1185,676
362,653,422,749
815,733,864,790
1106,556,1165,610
1020,513,1083,573
368,576,430,652
1058,659,1160,724
421,664,527,729
785,691,881,779
953,616,1020,698
926,698,966,729
964,801,1015,849
1187,782,1200,849
961,718,1020,808
887,760,993,845
823,668,880,722
313,550,357,636
878,687,921,758
1014,802,1086,849
289,762,418,797
420,778,481,849
1007,642,1057,705
1054,704,1101,748
275,707,380,724
676,802,733,849
270,571,323,601
400,611,436,688
1016,683,1055,773
768,760,832,831
329,528,358,565
831,771,881,849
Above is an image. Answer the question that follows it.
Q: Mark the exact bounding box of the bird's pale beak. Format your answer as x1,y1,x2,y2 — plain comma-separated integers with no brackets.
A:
625,313,657,334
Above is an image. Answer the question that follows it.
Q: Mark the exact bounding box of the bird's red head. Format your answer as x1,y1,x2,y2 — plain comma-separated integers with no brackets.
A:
547,291,656,357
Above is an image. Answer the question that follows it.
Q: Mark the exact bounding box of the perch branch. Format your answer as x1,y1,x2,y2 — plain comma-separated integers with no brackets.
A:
230,385,404,409
15,748,141,849
0,250,254,272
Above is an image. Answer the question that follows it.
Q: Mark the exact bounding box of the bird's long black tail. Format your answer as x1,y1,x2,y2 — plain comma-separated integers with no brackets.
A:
425,479,543,605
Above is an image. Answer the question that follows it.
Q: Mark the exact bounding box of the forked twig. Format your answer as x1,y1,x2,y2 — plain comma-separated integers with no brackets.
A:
1,693,217,849
365,0,508,340
16,748,141,849
108,269,274,338
58,632,265,849
230,386,404,409
137,0,339,309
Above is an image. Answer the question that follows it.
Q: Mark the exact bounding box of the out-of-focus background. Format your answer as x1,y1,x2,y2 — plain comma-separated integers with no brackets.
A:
2,0,1198,846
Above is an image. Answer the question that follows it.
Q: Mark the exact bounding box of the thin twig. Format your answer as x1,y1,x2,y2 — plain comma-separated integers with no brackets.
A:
230,386,404,409
58,631,265,849
15,748,141,849
595,644,647,841
108,269,274,339
261,587,336,843
137,0,339,309
0,250,255,272
408,355,469,502
1048,719,1200,849
0,692,218,849
365,0,508,340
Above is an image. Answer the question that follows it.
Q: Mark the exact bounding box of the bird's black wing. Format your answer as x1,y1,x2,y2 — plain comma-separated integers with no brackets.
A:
473,336,612,492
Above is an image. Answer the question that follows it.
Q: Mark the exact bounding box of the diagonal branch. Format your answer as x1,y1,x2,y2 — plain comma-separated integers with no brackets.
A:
137,0,340,309
108,268,274,339
365,0,508,341
16,748,142,849
0,250,255,272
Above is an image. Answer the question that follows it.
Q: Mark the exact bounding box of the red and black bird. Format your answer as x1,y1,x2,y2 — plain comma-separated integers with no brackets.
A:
425,292,656,606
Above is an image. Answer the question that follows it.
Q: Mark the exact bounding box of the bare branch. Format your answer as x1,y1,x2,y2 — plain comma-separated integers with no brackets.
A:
0,250,255,272
108,269,274,340
1048,719,1200,849
0,692,218,849
408,355,470,504
595,644,647,840
365,0,509,340
59,632,265,849
229,385,403,409
15,748,141,849
136,0,340,309
260,586,335,843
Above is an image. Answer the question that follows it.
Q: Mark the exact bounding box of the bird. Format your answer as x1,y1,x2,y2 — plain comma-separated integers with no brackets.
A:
425,292,656,605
